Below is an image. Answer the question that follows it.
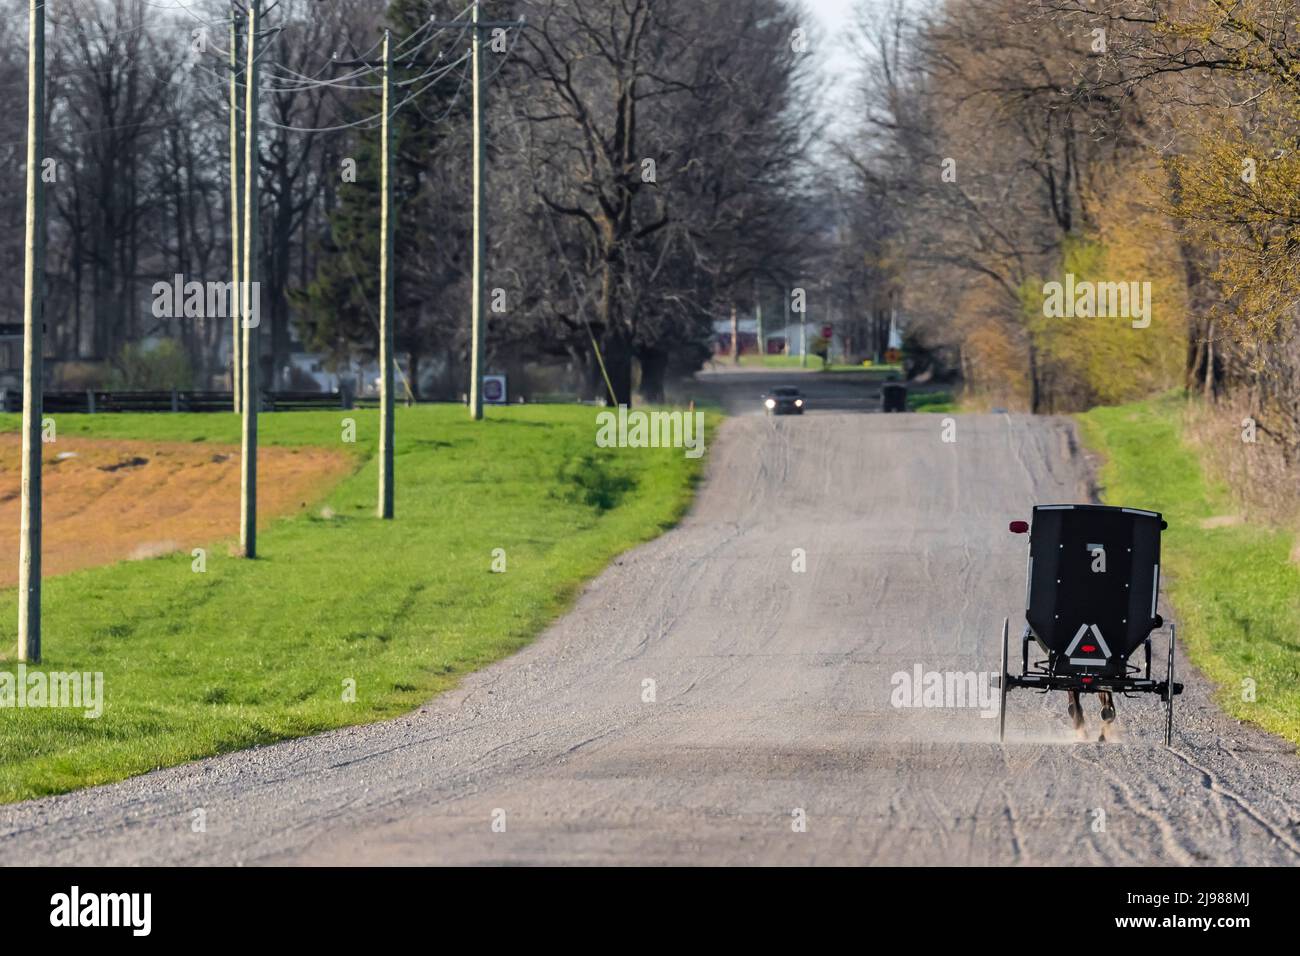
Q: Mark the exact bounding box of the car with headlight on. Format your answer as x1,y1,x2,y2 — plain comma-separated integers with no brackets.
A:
763,386,804,415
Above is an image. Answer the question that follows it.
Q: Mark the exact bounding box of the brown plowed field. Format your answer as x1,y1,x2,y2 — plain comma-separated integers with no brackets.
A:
0,436,353,585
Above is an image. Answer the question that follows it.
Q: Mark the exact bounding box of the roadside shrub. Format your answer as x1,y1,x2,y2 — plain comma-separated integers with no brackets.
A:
108,339,194,390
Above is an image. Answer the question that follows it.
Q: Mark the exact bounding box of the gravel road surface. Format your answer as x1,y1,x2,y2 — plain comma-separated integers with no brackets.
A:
4,410,1299,865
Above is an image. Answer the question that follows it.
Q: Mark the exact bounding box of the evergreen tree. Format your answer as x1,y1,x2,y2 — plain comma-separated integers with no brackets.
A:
297,0,506,397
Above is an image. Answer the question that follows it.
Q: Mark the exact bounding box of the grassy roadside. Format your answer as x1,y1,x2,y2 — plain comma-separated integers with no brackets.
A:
1077,393,1300,747
907,390,958,413
0,404,712,803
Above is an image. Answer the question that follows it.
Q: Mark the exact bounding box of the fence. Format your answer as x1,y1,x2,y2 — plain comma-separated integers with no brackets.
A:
0,389,361,414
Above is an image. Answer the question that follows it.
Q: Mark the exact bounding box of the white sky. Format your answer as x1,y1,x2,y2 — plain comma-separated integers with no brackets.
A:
151,0,883,136
802,0,872,136
803,0,861,96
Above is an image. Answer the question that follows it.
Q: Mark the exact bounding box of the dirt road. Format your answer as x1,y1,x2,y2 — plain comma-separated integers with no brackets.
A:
3,412,1298,865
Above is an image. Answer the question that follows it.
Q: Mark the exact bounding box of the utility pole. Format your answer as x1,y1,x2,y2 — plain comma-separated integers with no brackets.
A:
229,7,243,413
418,8,521,418
18,0,44,663
783,286,790,356
730,303,739,364
240,0,260,557
754,280,764,366
467,0,486,420
378,30,395,518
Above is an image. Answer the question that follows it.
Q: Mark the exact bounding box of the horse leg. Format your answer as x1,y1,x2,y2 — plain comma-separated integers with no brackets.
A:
1098,691,1119,742
1067,690,1087,740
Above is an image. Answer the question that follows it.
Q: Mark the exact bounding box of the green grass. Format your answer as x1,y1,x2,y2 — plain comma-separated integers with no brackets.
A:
908,390,958,413
1077,393,1300,747
737,354,814,369
0,404,711,802
735,354,902,373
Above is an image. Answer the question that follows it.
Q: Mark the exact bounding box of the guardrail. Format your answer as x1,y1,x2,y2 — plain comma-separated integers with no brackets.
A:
0,389,358,413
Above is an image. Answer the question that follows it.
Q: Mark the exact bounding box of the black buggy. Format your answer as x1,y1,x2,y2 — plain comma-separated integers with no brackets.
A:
997,504,1184,745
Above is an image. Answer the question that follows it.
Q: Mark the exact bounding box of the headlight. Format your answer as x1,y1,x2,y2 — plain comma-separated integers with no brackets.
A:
764,398,776,408
794,399,803,407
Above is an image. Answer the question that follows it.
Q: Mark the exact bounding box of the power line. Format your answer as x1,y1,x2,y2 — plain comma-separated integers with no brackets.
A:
396,2,473,52
392,6,473,65
407,53,472,124
263,48,473,132
263,110,381,133
264,62,382,92
261,4,478,95
139,0,235,28
395,49,465,88
478,21,523,88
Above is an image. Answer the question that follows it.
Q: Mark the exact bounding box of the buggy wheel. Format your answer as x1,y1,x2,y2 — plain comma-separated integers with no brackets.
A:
998,617,1009,743
1164,623,1176,747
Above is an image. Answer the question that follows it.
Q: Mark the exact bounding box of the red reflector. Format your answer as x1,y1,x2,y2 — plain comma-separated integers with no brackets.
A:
1082,644,1096,652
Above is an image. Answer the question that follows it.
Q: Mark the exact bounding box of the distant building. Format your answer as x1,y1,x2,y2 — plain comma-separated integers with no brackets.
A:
713,318,839,357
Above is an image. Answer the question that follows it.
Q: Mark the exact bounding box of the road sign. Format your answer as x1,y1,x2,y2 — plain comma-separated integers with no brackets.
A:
482,374,507,404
